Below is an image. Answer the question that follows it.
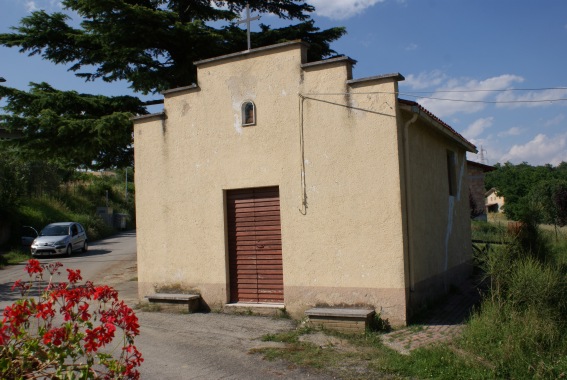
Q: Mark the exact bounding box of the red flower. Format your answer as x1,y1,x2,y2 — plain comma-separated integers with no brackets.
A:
11,279,32,296
66,268,82,284
3,262,143,376
44,262,63,276
78,303,91,321
122,344,144,378
3,301,33,327
93,285,118,302
0,324,10,345
115,302,140,335
42,327,67,346
35,301,55,320
25,259,42,275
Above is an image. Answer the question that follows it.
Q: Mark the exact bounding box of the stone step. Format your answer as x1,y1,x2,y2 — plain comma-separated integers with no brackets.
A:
145,293,201,313
305,307,375,333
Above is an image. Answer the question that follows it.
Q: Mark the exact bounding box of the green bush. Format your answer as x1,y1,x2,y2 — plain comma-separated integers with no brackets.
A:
507,257,565,312
1,168,134,252
463,300,566,379
471,220,507,242
462,219,567,379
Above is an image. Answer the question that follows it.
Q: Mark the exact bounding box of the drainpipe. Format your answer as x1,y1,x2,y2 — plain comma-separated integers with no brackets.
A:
402,107,419,296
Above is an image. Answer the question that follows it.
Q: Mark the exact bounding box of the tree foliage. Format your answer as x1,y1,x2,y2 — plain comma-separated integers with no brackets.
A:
485,162,567,221
0,1,346,169
0,0,345,94
529,179,567,228
0,146,81,218
0,83,146,169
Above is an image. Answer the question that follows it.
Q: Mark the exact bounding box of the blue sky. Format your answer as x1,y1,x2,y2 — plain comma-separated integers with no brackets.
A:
2,0,567,166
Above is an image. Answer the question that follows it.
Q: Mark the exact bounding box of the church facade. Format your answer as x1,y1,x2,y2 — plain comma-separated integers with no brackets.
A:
132,41,476,325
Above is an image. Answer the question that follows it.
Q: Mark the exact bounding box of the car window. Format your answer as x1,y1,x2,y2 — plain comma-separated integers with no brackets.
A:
40,225,68,236
71,225,78,236
78,224,84,233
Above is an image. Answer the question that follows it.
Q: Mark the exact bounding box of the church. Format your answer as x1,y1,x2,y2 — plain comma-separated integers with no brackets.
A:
132,40,476,325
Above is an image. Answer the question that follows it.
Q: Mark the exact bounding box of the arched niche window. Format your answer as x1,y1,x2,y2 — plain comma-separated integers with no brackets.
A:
242,101,256,126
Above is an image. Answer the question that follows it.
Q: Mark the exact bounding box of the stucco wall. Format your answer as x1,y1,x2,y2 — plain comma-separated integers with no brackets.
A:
134,42,411,324
134,41,476,325
402,115,473,313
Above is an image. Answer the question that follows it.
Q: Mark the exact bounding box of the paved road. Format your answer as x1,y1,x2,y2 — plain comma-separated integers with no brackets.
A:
0,231,138,313
0,232,329,379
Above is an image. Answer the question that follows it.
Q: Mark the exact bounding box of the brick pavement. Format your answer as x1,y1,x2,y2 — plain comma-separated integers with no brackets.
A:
382,280,482,354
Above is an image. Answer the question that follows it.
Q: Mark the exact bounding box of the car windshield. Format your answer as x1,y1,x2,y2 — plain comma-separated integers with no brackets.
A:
40,225,69,236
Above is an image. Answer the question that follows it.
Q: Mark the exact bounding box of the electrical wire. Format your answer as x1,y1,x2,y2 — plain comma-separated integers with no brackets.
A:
300,87,567,104
398,94,567,104
398,87,567,93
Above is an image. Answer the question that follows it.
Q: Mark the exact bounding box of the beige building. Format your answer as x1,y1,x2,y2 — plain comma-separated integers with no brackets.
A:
132,41,476,325
485,188,505,213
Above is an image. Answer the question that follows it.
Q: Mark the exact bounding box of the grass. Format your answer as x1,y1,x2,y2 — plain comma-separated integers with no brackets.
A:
461,302,567,379
471,219,509,243
1,171,134,265
135,302,162,312
255,328,496,379
253,218,567,379
0,249,32,268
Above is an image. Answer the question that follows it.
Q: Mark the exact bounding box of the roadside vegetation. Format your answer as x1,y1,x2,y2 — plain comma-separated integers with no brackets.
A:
256,217,567,379
254,162,566,379
0,151,134,267
463,218,567,379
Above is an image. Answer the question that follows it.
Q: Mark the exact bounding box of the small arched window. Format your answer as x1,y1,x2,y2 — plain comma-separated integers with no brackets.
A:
242,101,256,126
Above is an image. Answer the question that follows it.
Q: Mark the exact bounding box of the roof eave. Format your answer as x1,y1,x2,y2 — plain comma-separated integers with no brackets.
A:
398,101,477,153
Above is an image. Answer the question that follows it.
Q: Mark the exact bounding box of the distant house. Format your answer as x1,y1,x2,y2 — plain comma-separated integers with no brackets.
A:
132,41,477,325
485,188,505,213
467,161,495,220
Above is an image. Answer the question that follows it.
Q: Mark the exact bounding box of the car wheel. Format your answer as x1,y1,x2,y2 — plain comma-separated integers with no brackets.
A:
82,241,88,253
66,245,72,256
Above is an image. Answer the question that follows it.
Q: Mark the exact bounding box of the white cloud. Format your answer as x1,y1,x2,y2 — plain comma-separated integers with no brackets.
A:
405,43,418,51
404,70,447,90
466,138,505,166
498,127,523,137
25,1,38,11
496,88,567,108
414,74,524,117
463,117,493,139
545,114,565,127
22,0,61,12
309,0,384,20
500,132,567,165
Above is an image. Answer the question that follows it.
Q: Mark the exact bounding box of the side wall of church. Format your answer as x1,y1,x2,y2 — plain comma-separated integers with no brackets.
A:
402,115,473,315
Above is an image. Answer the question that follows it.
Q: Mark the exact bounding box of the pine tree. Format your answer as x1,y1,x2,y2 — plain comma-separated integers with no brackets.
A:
0,1,345,168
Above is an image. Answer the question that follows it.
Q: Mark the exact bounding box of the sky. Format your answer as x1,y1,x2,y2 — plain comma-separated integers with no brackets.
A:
1,0,566,166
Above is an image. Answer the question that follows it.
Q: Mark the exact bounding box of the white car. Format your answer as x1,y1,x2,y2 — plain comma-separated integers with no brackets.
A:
31,222,88,257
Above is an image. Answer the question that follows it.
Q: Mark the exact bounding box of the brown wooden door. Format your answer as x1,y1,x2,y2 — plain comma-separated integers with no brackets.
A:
227,187,284,303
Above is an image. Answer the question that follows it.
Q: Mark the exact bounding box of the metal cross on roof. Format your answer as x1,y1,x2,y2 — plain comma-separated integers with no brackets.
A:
237,4,260,51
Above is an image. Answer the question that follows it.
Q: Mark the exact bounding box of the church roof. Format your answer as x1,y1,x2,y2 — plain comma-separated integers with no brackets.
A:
467,160,495,172
398,99,477,153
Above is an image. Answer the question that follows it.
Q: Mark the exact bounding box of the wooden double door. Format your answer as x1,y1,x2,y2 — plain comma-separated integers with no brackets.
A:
227,187,284,303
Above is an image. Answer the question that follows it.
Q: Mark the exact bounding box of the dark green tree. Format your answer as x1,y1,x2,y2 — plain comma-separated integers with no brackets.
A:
486,162,567,221
0,0,345,168
0,83,146,169
528,179,567,240
0,146,73,215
